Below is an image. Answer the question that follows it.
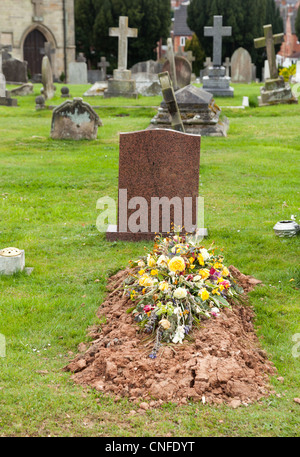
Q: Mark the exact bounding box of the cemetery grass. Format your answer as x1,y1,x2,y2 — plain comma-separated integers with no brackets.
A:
0,83,299,437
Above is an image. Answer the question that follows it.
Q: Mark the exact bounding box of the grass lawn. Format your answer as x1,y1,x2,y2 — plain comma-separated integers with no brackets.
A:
0,82,299,437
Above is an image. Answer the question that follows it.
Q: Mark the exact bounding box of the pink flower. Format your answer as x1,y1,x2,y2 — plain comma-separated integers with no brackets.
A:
143,305,152,313
220,280,230,289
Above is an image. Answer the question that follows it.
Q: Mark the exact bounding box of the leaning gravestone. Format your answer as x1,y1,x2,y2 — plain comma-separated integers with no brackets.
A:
41,56,55,100
202,16,234,97
51,98,102,140
254,24,297,106
157,71,184,132
231,48,252,83
149,83,229,137
104,16,138,99
162,55,192,90
106,128,201,241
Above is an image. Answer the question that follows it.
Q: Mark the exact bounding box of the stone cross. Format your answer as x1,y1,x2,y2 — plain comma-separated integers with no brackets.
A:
167,38,178,91
186,51,195,66
254,24,284,80
109,16,138,71
204,16,232,66
223,57,231,77
97,57,110,80
158,71,184,132
204,57,212,70
32,0,43,19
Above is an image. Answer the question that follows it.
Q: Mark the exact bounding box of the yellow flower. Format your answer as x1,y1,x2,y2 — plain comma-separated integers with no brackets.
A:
189,257,195,264
198,288,210,301
198,254,205,266
138,269,145,275
190,264,195,270
168,256,186,273
139,276,153,287
159,281,169,292
222,267,230,277
199,268,210,280
219,284,224,292
217,277,224,284
214,262,223,269
151,269,158,276
147,255,156,267
212,288,220,295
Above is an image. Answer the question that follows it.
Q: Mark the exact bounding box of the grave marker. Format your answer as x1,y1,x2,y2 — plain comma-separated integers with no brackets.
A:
106,129,201,241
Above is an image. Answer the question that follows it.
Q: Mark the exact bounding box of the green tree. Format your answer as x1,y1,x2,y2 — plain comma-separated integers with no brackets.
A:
295,6,300,41
74,0,171,70
184,34,205,75
187,0,283,73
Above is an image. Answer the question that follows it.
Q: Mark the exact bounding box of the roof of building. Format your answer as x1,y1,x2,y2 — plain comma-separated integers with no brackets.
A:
173,2,193,36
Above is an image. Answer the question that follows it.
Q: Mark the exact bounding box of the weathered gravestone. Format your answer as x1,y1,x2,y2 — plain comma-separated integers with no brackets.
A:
106,128,201,241
295,60,300,83
2,51,28,84
223,57,231,77
131,59,163,74
200,57,212,81
132,72,161,96
157,71,184,132
50,98,102,140
98,57,110,81
68,58,88,85
0,46,18,106
202,16,234,97
254,25,297,105
104,16,138,99
231,48,252,83
162,38,192,89
10,83,33,96
41,56,55,100
150,79,229,137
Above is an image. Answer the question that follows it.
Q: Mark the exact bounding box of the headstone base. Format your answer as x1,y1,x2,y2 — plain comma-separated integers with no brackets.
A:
258,77,298,106
0,96,18,106
202,66,234,97
104,69,138,99
106,225,207,242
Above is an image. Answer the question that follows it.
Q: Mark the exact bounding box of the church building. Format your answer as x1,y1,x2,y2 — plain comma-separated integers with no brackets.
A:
0,0,75,80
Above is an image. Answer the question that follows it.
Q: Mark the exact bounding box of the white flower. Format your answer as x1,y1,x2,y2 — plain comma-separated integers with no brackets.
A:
200,248,210,261
157,255,169,267
172,325,185,344
138,260,145,268
193,275,201,282
291,215,296,221
211,307,220,316
173,287,188,299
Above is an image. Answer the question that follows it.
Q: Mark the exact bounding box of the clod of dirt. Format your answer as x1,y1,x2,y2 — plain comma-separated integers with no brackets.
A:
64,267,276,407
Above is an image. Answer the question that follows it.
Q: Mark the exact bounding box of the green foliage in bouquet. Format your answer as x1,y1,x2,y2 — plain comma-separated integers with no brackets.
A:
123,231,244,358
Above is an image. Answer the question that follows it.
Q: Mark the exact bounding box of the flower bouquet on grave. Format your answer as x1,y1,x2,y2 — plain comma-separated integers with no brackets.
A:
123,230,244,359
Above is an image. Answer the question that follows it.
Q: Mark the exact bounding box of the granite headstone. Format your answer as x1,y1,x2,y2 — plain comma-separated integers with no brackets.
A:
106,129,201,241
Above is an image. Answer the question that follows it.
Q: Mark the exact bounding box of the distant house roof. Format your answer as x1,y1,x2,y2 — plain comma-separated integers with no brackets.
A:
173,2,193,36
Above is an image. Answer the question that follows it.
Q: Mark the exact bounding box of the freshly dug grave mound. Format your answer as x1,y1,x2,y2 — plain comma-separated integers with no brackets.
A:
64,267,276,407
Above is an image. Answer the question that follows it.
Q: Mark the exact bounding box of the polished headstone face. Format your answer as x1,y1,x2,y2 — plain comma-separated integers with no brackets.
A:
106,129,201,241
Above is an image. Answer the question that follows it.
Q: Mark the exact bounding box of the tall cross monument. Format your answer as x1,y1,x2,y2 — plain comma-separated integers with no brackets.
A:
109,16,138,71
254,24,284,80
204,16,232,67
